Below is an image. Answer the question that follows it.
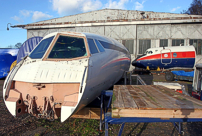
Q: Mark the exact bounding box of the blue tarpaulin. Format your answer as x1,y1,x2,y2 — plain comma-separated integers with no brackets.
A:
171,70,194,77
0,48,19,78
17,36,43,63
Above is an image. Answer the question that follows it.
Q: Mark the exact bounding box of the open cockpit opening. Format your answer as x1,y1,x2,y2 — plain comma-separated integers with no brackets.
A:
29,33,89,61
48,35,87,59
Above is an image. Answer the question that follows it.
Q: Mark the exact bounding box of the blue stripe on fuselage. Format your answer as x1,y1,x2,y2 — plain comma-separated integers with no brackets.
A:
135,58,195,69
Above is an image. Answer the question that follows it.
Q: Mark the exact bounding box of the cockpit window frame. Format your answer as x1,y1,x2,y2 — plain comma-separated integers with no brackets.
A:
43,33,90,61
144,50,153,55
87,38,99,54
29,36,55,59
144,51,148,55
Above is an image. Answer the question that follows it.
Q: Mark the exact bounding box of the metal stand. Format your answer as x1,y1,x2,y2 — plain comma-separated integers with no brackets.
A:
118,123,125,136
100,90,113,132
100,90,202,136
173,122,183,135
124,71,132,85
131,74,146,85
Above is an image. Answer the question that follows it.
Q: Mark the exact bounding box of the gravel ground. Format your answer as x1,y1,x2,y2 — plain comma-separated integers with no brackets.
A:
1,74,202,136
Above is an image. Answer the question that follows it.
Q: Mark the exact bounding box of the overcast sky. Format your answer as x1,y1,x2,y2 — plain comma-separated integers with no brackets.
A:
0,0,193,48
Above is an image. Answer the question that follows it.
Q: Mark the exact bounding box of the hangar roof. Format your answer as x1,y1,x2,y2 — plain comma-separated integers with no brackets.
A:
12,9,202,29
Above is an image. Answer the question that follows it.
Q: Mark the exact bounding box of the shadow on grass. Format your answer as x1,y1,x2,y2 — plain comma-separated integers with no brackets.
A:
127,123,149,136
186,121,202,136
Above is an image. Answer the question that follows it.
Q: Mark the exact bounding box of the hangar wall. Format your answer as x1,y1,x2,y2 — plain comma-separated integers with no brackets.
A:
27,23,202,64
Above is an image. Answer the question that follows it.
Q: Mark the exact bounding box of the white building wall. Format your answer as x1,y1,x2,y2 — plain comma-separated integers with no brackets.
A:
27,23,202,64
27,28,75,39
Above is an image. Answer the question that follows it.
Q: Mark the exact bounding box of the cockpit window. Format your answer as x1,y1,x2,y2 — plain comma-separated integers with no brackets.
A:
87,39,99,54
48,35,87,59
144,51,148,55
29,36,54,59
144,50,153,55
94,39,105,52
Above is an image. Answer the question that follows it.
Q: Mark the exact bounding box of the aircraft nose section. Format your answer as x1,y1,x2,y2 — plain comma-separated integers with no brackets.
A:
132,60,138,66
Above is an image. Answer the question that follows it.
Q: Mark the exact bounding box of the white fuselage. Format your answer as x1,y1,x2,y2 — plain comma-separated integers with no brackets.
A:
132,46,196,70
3,32,130,122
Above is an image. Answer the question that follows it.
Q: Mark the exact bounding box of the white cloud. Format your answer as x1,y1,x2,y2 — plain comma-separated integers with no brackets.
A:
171,6,180,12
51,0,102,15
11,10,31,23
32,11,53,22
135,1,145,10
11,16,23,23
82,0,102,12
20,10,32,17
12,9,53,23
105,0,129,9
52,0,79,15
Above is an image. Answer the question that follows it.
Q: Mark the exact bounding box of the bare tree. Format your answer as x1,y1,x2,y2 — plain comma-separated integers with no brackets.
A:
182,0,202,15
7,45,13,48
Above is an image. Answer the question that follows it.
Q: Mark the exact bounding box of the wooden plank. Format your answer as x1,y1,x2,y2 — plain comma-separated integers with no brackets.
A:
137,85,181,109
112,85,119,109
147,85,191,109
132,85,169,109
112,108,202,119
132,86,163,109
147,85,182,109
127,85,147,108
154,85,202,106
71,107,104,119
125,85,139,108
120,85,138,108
153,85,202,109
129,86,161,109
112,85,202,119
152,85,185,98
113,85,124,108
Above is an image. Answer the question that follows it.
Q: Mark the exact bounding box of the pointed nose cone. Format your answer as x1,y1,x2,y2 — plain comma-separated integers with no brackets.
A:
132,60,137,66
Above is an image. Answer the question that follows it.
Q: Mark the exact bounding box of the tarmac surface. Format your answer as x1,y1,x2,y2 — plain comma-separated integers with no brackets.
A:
0,74,202,135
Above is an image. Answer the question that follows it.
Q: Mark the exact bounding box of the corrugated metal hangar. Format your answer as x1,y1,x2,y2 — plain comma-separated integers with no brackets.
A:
14,9,202,63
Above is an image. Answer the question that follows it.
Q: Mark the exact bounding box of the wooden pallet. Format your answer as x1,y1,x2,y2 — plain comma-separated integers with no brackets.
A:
112,85,202,119
71,107,103,119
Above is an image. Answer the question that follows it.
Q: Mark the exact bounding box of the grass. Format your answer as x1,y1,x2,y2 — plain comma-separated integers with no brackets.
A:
36,118,100,135
68,119,100,135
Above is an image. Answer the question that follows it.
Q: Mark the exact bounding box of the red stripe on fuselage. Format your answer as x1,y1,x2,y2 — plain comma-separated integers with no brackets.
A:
137,51,195,61
101,58,130,69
